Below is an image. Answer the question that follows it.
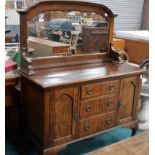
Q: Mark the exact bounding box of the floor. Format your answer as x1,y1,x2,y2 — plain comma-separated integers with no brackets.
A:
89,131,148,155
5,127,142,155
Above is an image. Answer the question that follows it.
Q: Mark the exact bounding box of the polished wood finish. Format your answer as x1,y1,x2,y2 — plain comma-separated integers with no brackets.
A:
20,63,145,154
100,93,118,113
80,98,101,118
88,131,149,155
79,112,116,137
19,62,145,88
18,1,146,154
50,87,78,145
117,76,140,125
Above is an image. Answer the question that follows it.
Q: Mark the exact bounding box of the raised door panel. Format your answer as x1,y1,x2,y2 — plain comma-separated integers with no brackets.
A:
49,87,78,145
117,76,140,125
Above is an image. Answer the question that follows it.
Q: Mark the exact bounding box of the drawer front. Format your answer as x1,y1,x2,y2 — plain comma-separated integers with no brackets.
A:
79,112,116,137
102,112,116,130
80,99,100,118
101,80,120,95
81,83,101,99
79,115,102,137
100,94,118,113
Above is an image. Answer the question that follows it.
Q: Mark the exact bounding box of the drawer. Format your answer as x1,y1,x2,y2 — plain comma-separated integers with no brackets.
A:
102,112,116,130
80,99,100,118
100,94,118,113
81,83,101,99
101,80,120,95
79,115,102,137
79,112,116,137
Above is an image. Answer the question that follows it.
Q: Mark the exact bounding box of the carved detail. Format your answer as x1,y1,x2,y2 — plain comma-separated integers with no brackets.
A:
110,43,129,63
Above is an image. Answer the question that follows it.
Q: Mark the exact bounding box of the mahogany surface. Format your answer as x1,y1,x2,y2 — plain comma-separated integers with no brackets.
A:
20,62,145,88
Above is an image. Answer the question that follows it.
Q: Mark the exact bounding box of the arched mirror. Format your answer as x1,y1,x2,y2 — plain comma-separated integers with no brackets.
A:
27,11,109,58
17,0,117,75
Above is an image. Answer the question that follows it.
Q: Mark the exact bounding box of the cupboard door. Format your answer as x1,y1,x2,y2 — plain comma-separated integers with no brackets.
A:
49,87,78,145
117,76,140,125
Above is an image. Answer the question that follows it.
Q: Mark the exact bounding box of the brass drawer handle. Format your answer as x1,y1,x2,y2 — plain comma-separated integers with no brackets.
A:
85,124,91,131
109,85,114,91
107,101,112,107
87,89,94,95
85,105,92,112
106,118,111,124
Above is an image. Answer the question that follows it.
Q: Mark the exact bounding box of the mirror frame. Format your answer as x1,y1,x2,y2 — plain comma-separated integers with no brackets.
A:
17,0,116,57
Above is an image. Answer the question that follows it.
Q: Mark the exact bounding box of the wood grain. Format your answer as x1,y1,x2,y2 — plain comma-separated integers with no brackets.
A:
116,38,149,64
20,62,145,88
117,76,139,125
88,131,149,155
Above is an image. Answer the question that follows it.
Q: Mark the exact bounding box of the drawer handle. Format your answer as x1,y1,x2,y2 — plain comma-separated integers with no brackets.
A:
86,105,92,112
106,118,111,124
85,124,91,131
109,85,114,91
87,89,94,95
107,101,112,107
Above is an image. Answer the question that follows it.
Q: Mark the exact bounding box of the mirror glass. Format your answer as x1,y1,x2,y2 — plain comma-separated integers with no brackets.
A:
27,11,109,58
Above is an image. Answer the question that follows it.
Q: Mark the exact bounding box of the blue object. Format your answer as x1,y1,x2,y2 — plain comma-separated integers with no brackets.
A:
5,127,142,155
47,19,73,31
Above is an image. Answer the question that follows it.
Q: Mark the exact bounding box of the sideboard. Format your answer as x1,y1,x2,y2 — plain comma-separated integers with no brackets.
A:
17,0,146,154
20,59,145,155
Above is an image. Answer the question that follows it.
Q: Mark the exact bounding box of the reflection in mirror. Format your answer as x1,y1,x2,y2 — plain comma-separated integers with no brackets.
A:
27,11,109,58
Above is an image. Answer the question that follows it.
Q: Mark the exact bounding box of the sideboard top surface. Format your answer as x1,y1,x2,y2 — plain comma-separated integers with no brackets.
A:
20,62,146,88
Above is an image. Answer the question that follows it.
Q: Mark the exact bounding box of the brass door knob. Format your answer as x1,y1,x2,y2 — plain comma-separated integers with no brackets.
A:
106,118,111,124
107,101,112,107
86,105,92,112
87,89,94,95
85,124,91,131
109,85,114,91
